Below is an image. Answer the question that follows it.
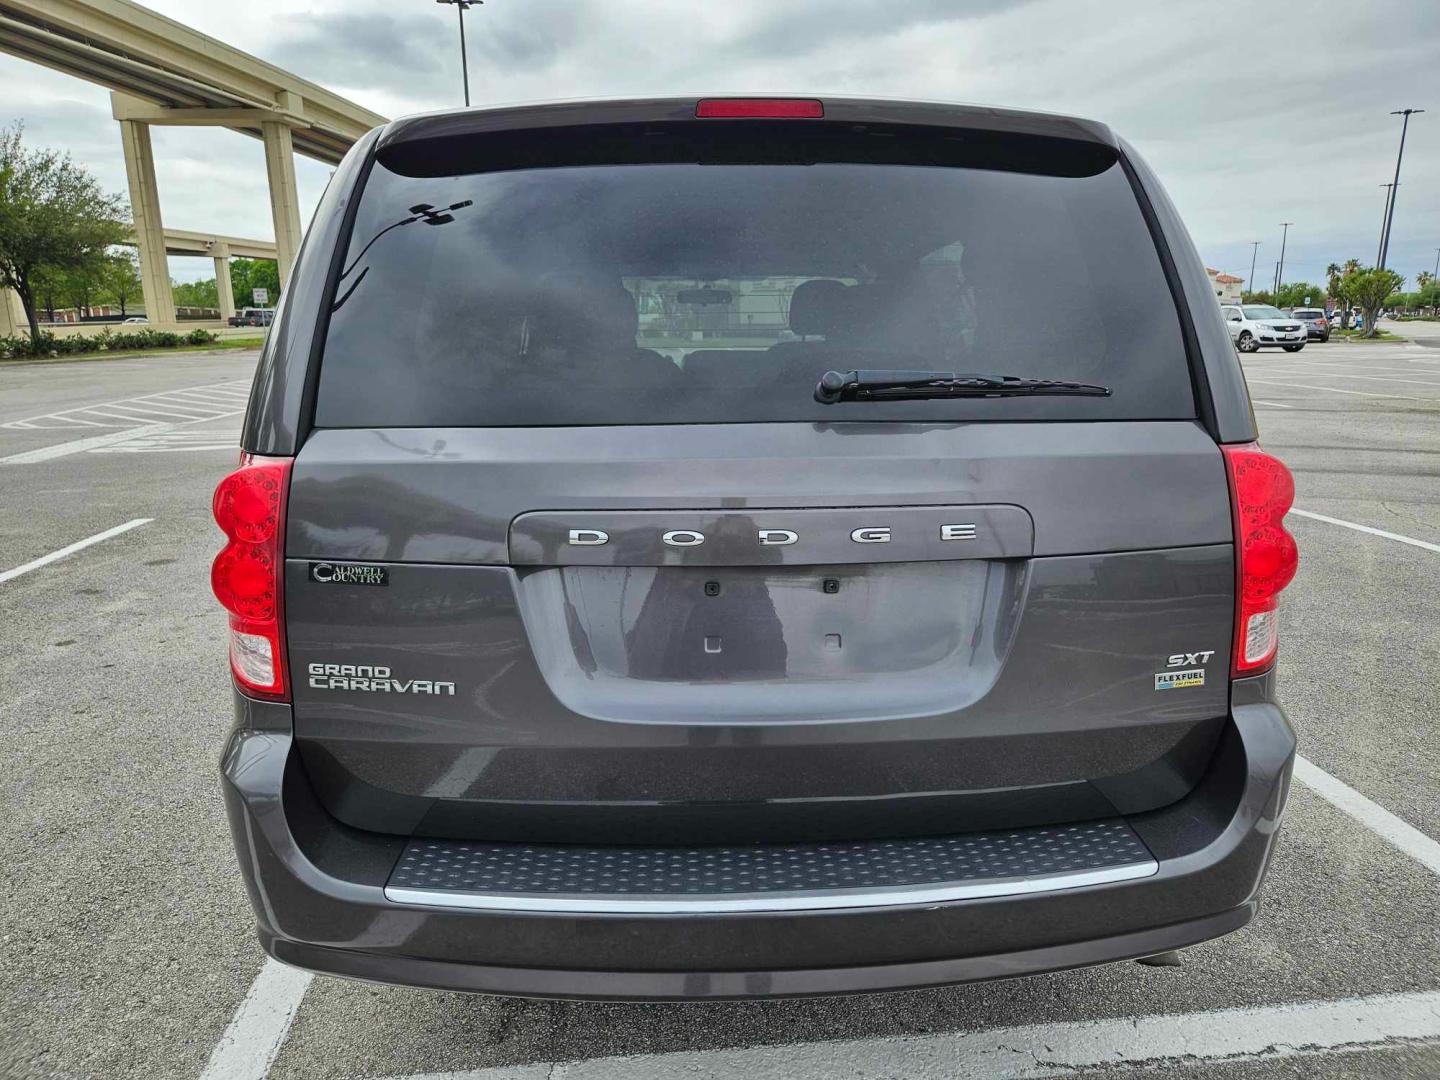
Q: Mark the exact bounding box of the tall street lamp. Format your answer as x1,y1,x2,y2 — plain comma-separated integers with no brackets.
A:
1275,223,1292,299
1379,108,1424,270
1248,241,1260,299
1377,183,1395,266
436,0,483,107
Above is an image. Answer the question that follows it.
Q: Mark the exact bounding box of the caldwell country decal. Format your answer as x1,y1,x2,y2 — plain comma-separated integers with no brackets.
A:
308,562,388,586
1155,668,1206,690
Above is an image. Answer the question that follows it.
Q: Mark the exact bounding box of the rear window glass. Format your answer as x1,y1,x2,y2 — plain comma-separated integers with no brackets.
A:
316,132,1194,427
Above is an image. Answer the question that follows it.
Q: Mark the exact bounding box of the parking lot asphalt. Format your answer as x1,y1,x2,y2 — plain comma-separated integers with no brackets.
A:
1,331,1438,1079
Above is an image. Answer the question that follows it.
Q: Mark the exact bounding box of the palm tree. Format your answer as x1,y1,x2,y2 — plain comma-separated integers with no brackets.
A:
1327,262,1349,328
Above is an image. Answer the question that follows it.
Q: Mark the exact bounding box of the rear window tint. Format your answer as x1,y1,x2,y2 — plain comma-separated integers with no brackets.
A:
315,133,1194,427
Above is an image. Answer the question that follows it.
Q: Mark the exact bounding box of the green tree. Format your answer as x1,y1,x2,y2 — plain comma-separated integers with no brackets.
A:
1275,282,1324,309
173,277,220,309
1325,263,1349,327
30,264,66,322
228,257,280,309
1341,266,1404,337
98,249,141,317
1241,290,1275,305
0,124,128,345
63,263,100,318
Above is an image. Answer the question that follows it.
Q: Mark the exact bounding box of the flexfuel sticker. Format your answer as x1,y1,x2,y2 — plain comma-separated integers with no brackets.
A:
1155,668,1206,690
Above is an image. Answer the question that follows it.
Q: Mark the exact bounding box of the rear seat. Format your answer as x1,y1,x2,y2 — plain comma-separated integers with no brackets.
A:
681,349,776,387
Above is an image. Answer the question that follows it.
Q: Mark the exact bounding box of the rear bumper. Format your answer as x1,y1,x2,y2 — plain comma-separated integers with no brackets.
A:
221,692,1294,1000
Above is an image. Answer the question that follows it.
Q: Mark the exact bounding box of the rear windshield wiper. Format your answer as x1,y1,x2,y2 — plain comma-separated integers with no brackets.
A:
814,369,1111,404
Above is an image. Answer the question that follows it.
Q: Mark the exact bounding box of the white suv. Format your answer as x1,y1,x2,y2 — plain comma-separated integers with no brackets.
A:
1221,304,1306,353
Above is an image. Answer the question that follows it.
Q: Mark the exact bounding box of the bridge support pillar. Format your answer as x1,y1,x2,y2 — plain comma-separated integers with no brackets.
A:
212,243,236,323
118,119,176,327
1,287,27,337
262,112,303,287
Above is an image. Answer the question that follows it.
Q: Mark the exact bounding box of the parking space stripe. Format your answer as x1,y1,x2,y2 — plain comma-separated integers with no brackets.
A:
0,425,174,464
199,959,313,1080
2,380,252,430
1293,759,1440,876
390,990,1440,1080
1246,378,1422,400
1290,508,1440,555
1252,400,1295,408
81,404,213,421
0,518,152,584
1259,372,1440,387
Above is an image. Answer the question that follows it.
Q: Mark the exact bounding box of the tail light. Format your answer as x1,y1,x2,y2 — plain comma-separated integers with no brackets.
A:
1222,444,1299,676
695,98,824,119
211,453,292,700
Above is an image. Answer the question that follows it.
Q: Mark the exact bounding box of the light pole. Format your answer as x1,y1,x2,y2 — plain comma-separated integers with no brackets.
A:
1377,183,1395,266
436,0,482,107
1248,241,1260,299
1433,247,1439,279
1379,108,1424,270
1275,223,1292,300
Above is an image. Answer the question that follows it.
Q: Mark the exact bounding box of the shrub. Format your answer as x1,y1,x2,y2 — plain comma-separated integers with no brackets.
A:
0,325,219,358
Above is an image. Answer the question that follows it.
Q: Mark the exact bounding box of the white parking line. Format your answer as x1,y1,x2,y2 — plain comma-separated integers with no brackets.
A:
1284,505,1440,873
1294,759,1440,876
199,959,313,1080
0,518,152,584
0,425,172,464
1290,508,1440,555
1,380,250,430
1246,378,1422,400
391,991,1440,1080
1252,400,1295,408
1258,371,1440,387
90,429,240,453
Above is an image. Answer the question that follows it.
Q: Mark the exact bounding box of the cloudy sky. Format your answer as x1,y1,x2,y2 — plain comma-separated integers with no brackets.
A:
2,0,1436,289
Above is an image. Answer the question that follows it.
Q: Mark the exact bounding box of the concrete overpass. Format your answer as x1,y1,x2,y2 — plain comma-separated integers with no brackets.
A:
0,227,279,336
0,0,386,328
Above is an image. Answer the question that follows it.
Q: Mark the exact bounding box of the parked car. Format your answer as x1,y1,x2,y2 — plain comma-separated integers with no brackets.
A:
1289,308,1330,342
228,307,274,328
121,316,147,324
1221,304,1306,352
213,96,1298,1000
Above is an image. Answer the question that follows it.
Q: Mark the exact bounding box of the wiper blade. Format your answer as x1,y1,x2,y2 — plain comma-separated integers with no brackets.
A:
814,369,1111,404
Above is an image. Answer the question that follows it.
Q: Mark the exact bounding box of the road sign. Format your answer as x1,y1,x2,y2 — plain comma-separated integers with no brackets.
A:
252,287,269,305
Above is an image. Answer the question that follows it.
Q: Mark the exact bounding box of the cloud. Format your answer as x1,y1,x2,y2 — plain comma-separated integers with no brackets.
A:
1,0,1436,288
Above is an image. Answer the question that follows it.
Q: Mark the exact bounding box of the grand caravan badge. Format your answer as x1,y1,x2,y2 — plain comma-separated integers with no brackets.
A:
308,663,454,695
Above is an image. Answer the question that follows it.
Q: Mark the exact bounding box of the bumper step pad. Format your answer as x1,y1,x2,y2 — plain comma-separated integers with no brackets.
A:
385,819,1157,914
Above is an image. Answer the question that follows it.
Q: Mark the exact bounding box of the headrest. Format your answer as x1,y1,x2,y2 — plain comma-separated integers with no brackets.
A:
788,279,850,337
528,272,639,352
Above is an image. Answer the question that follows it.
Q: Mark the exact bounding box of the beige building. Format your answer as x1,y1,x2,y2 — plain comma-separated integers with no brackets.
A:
1206,267,1245,304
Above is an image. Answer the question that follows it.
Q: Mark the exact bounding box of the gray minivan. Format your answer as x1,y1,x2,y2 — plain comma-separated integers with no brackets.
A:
213,97,1299,998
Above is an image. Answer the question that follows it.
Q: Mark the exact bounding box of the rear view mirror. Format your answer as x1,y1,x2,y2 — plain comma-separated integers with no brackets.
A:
676,289,733,306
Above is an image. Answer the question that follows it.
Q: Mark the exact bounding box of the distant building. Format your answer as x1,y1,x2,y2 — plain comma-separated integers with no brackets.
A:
1205,268,1245,304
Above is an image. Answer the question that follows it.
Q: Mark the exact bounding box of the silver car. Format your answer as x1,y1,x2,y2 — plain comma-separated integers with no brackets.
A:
1221,304,1307,352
